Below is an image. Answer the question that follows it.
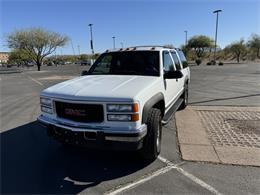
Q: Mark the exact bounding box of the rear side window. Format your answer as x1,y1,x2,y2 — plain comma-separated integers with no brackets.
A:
177,51,188,68
171,51,181,70
163,51,174,71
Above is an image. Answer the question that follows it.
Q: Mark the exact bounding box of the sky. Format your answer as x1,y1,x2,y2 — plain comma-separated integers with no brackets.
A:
1,0,259,55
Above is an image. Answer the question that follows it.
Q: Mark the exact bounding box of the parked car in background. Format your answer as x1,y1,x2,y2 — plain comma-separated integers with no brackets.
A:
47,61,54,66
80,60,91,66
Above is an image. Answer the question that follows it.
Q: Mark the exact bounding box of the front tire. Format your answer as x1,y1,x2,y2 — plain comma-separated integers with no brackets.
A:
140,108,162,161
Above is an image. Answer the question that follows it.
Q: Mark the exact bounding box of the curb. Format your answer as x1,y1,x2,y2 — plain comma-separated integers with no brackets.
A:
175,106,260,167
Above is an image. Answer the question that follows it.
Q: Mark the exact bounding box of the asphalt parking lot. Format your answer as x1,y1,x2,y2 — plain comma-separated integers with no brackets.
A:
1,63,260,194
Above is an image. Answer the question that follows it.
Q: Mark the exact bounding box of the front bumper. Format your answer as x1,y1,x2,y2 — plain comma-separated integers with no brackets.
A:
37,115,147,150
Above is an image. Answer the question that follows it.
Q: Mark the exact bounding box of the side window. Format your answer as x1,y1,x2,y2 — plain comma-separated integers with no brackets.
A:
171,51,181,70
177,51,188,68
163,51,174,71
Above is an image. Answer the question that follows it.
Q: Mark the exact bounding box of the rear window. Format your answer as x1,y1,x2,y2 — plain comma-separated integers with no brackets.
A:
177,51,188,68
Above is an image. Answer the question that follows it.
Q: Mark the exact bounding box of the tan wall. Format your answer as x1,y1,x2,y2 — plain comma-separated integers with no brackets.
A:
0,52,10,63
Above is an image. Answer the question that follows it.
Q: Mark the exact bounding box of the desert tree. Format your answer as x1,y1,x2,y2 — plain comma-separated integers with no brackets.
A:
225,39,247,63
8,49,31,66
6,28,68,71
187,35,214,59
247,33,260,59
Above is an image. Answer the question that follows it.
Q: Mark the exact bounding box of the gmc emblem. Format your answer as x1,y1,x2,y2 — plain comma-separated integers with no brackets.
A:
64,108,86,117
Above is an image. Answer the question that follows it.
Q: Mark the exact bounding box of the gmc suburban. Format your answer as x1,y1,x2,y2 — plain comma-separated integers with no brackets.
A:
38,46,190,160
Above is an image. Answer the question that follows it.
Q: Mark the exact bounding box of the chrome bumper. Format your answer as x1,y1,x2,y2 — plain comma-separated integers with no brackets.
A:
37,115,147,142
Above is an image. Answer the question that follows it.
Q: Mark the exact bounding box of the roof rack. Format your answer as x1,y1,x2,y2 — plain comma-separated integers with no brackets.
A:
128,45,170,48
105,45,180,53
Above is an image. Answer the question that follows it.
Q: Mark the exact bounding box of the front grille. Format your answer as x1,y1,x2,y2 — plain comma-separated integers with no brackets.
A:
55,101,104,123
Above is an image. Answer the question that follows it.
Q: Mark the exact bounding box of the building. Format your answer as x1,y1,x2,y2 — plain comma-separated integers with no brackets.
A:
0,52,10,64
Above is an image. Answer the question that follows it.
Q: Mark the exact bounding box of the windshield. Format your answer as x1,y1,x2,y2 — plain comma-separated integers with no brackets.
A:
88,51,160,76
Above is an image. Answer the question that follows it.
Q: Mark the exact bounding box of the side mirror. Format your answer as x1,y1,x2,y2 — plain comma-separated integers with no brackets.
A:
164,70,183,79
81,70,89,76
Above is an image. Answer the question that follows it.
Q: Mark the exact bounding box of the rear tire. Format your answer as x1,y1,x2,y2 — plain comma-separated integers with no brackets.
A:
179,83,188,110
140,108,162,161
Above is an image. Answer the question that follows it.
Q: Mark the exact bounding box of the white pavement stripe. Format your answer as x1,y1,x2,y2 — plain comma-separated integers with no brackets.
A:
105,164,174,195
106,158,187,195
158,156,222,195
158,155,175,166
106,155,222,195
23,73,44,86
175,166,222,195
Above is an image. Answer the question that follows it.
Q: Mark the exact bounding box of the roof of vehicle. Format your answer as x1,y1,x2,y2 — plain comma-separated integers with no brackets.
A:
105,46,182,53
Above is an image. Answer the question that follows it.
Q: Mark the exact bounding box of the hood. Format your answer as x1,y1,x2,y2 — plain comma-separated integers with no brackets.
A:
41,75,160,101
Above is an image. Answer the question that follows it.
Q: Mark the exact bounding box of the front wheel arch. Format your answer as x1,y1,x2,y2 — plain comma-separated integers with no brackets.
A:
142,93,165,124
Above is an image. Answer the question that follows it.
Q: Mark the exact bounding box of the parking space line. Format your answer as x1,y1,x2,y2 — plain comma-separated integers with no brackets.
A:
106,156,222,195
158,156,222,195
22,73,44,86
105,164,174,195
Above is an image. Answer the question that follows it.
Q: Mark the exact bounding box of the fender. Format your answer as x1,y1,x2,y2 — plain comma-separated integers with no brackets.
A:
142,92,165,124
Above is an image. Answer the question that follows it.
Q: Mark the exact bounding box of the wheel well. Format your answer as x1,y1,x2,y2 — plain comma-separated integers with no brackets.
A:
153,100,165,117
142,93,165,124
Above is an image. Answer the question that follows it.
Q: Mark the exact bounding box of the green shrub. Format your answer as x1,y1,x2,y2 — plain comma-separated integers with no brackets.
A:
211,60,216,65
195,59,202,65
218,61,224,66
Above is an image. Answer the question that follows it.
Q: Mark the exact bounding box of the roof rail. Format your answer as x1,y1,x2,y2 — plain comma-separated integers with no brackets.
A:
128,45,166,48
130,45,180,49
105,45,180,53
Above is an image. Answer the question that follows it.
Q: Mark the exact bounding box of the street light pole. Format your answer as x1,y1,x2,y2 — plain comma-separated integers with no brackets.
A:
70,40,75,56
184,30,188,46
213,9,222,62
77,45,80,56
88,24,94,55
112,36,116,49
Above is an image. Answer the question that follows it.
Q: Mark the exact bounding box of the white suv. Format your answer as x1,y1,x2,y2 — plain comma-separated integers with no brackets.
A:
38,46,190,160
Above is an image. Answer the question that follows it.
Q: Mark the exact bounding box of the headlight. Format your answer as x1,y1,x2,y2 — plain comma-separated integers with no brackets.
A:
107,114,139,122
40,97,52,107
107,114,131,121
41,106,53,114
107,104,132,112
107,103,138,112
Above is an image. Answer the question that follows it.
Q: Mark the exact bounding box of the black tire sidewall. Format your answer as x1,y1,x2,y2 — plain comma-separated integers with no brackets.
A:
156,114,162,154
179,83,188,110
184,83,188,106
141,108,162,160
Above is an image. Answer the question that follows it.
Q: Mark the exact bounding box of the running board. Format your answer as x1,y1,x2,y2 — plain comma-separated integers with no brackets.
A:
162,98,183,125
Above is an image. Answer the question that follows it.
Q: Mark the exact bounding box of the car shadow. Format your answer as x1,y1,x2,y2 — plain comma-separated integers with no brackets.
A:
1,121,150,194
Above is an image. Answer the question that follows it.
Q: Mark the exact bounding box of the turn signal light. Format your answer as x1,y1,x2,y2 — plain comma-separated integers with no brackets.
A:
131,114,139,121
132,103,139,112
